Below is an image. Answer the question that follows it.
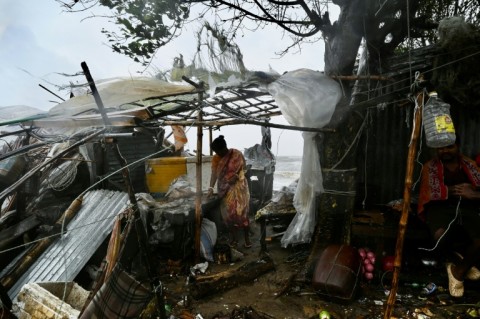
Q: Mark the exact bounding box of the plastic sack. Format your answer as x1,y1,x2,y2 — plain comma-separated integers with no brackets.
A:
200,218,217,262
267,69,342,247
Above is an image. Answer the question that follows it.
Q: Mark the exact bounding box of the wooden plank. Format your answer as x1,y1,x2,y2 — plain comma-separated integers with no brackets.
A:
25,115,138,128
0,215,41,250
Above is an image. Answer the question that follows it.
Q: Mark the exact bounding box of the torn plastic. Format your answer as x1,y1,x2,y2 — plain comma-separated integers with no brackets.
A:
244,126,275,174
165,175,196,199
267,69,342,247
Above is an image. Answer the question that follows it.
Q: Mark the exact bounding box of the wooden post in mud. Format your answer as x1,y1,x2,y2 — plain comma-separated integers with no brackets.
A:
195,85,204,263
384,85,425,318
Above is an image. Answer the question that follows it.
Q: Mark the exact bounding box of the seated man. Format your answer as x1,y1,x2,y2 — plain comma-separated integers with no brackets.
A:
418,139,480,297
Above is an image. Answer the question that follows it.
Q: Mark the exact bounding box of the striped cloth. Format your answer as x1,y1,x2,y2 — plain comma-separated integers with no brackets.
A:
80,263,152,319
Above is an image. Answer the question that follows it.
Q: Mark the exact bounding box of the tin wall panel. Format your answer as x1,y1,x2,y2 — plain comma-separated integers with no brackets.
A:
6,189,128,299
357,104,480,208
105,131,157,192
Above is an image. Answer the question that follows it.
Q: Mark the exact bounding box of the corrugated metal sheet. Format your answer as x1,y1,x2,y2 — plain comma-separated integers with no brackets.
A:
104,130,157,193
356,104,480,207
7,189,128,299
352,45,480,207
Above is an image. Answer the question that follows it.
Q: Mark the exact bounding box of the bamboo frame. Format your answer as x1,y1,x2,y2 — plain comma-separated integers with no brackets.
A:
383,86,425,318
195,85,205,263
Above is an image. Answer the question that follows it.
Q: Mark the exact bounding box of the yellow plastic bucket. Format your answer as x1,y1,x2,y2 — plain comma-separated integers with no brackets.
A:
145,157,187,194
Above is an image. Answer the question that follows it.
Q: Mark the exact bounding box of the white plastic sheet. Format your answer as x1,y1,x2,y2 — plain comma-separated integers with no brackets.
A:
267,69,342,247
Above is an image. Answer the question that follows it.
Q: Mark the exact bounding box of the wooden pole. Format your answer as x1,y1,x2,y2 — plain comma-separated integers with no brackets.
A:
384,87,425,318
81,61,111,127
109,139,166,319
209,127,213,156
0,196,83,290
160,119,335,133
194,83,204,263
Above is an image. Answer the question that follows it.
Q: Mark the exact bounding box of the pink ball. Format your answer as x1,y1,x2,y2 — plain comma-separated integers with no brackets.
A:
358,248,366,259
366,251,375,259
365,263,374,272
363,258,371,265
364,272,374,280
369,256,376,264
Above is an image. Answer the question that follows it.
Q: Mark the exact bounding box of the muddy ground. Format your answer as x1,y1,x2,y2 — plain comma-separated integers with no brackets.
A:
150,216,480,319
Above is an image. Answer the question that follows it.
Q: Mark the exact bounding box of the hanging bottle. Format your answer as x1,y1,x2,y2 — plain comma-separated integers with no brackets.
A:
422,91,456,148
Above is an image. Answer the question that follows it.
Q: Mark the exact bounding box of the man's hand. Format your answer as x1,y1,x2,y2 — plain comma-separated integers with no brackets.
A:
450,183,480,199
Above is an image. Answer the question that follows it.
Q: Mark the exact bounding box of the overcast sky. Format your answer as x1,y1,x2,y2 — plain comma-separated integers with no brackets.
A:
0,1,336,156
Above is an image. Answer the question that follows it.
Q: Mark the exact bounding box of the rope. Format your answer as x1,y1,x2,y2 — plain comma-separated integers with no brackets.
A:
330,113,368,170
418,196,462,252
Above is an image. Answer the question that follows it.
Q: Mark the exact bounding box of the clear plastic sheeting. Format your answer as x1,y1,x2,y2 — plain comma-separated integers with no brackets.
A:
48,77,196,117
0,105,45,122
267,69,342,247
244,144,275,174
244,127,276,174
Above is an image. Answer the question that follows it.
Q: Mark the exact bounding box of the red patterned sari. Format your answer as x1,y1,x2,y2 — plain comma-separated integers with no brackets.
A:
212,149,250,228
418,155,480,219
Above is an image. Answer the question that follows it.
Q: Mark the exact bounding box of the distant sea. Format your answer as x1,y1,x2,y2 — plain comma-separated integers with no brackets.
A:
273,156,302,191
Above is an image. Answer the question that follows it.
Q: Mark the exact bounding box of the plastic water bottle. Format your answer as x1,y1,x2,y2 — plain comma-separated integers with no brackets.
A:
422,91,456,148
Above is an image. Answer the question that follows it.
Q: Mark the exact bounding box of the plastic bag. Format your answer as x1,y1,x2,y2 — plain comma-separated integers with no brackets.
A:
200,218,217,262
267,69,342,247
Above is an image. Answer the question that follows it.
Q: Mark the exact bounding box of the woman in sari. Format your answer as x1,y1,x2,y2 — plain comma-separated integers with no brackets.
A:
207,135,252,248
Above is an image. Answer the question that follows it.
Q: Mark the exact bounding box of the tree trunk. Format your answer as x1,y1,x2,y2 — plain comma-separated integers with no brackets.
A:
315,0,419,249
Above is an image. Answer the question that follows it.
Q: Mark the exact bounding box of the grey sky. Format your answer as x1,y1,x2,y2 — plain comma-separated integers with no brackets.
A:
0,1,334,156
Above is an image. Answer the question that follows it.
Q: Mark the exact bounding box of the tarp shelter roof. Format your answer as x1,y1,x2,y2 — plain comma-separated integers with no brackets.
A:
22,76,286,130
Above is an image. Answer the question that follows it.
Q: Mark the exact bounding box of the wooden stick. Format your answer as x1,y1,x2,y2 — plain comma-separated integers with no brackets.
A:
331,75,393,81
38,84,65,102
161,119,335,133
383,85,425,319
109,139,166,319
81,61,111,127
0,196,83,290
195,83,205,263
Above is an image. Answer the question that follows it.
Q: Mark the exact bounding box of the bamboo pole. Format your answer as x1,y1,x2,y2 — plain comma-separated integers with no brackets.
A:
160,118,335,133
0,196,83,290
330,75,393,81
209,127,213,156
195,84,204,263
383,87,425,318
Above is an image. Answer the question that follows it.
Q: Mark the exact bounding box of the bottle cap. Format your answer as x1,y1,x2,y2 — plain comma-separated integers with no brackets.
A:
429,91,438,97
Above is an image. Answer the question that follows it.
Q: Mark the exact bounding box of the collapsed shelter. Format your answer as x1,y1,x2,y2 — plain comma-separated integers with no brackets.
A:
0,17,480,318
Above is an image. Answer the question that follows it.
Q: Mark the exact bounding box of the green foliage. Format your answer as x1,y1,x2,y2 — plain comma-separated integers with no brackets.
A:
396,0,479,51
97,0,191,66
91,0,479,68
